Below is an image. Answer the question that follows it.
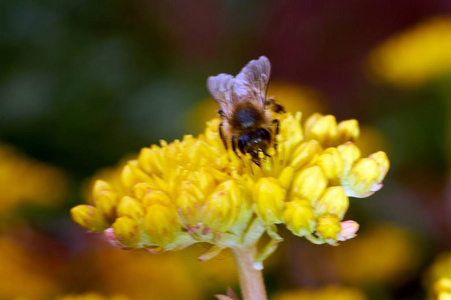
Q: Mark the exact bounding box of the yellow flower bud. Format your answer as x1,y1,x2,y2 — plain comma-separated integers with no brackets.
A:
279,112,304,149
315,214,341,241
176,190,201,224
95,190,118,221
316,148,344,185
142,190,172,207
337,119,359,144
186,169,216,196
181,180,205,200
337,142,361,174
144,204,180,246
120,161,154,190
305,114,338,147
284,198,315,236
112,216,140,247
92,180,113,196
292,166,328,202
278,166,294,190
368,151,390,182
201,190,236,232
315,187,349,219
138,147,162,175
132,182,152,199
70,205,107,232
253,178,286,224
344,158,381,198
116,196,144,220
290,140,322,171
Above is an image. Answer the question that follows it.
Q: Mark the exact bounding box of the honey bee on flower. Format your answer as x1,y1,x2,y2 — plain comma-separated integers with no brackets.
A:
207,56,284,165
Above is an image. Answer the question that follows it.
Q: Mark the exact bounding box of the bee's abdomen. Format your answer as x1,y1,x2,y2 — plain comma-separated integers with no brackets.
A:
232,106,263,129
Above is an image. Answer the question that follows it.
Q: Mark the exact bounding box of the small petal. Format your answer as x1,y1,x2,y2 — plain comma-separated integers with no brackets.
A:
337,142,361,174
305,114,338,147
284,198,315,236
337,220,359,241
144,204,181,246
112,216,141,247
253,178,286,224
315,214,342,242
337,119,360,144
343,158,381,198
291,166,328,202
315,186,349,219
71,205,107,232
289,140,322,171
316,148,344,185
116,196,145,221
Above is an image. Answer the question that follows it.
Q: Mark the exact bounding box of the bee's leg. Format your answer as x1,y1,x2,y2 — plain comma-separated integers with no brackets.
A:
231,135,240,158
219,121,228,150
272,118,280,151
272,119,280,135
218,109,226,117
266,98,285,113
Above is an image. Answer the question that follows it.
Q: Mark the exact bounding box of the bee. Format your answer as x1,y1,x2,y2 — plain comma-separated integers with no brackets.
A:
207,56,284,165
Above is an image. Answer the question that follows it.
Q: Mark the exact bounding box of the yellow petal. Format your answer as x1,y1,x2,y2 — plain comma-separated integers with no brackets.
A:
284,198,315,236
112,216,141,247
253,178,286,224
292,166,328,202
116,196,145,220
70,205,107,232
315,186,349,219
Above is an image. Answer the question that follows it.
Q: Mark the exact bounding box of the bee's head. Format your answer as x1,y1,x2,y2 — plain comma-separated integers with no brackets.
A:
238,128,271,159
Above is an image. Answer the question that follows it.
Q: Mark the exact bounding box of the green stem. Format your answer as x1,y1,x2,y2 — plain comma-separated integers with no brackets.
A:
231,246,267,300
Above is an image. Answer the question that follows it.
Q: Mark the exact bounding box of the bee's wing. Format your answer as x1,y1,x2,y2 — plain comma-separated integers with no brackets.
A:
233,56,271,108
207,73,235,117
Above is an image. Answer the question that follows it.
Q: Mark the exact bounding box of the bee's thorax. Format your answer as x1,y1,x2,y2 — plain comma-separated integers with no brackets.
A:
231,105,264,130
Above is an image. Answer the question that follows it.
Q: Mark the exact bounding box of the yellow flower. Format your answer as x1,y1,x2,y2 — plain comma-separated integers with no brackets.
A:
368,16,451,88
0,236,59,298
433,278,451,300
425,252,451,299
272,286,367,300
331,225,418,285
56,293,130,300
0,143,67,217
72,109,388,258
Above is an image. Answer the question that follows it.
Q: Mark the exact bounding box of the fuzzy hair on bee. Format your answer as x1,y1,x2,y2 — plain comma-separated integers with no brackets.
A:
207,56,285,165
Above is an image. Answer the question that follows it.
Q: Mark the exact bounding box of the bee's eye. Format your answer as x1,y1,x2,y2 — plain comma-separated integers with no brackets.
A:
256,129,270,140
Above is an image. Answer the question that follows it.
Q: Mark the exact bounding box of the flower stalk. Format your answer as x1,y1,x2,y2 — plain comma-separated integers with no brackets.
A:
231,245,267,300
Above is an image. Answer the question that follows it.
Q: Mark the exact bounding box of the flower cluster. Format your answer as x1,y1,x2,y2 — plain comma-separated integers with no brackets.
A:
71,111,389,260
368,17,451,88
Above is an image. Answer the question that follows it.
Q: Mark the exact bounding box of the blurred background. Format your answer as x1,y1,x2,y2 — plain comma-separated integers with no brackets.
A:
1,0,451,299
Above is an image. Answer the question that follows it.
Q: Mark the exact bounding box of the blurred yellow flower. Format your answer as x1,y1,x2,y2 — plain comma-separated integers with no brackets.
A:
0,143,67,218
0,236,59,298
93,248,202,300
368,16,451,88
425,252,451,299
56,293,130,300
330,224,418,285
72,108,389,261
432,278,451,300
272,286,367,300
